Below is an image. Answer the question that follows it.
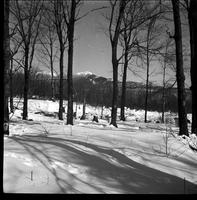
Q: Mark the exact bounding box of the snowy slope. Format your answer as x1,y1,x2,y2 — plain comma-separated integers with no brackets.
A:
76,71,93,76
3,98,197,194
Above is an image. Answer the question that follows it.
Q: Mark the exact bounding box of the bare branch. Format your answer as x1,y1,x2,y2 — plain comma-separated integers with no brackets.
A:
76,6,108,21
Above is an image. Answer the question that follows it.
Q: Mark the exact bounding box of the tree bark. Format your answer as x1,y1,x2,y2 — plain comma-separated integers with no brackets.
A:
111,49,118,127
81,95,86,120
188,0,197,134
144,17,157,123
22,47,29,120
66,0,76,125
83,96,86,117
171,0,188,136
101,105,104,119
58,47,64,120
4,0,10,135
50,40,55,99
161,42,169,123
161,64,166,123
144,31,150,123
53,1,65,121
120,50,128,121
101,86,106,119
9,58,14,113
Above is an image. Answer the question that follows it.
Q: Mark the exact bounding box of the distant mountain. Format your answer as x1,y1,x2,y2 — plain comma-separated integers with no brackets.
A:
73,71,191,102
37,70,188,93
75,71,93,76
73,71,109,85
73,71,162,90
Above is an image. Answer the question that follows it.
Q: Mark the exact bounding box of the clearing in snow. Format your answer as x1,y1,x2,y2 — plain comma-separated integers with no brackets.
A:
3,98,197,194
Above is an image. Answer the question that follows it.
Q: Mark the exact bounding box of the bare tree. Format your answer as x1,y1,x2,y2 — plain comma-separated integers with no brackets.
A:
171,0,189,136
144,17,156,123
10,0,43,120
120,1,165,123
99,79,109,119
143,16,166,123
4,0,10,135
9,22,23,113
189,0,197,134
118,0,166,122
108,0,127,127
181,0,197,134
119,0,147,121
81,92,86,120
37,3,58,100
158,37,176,122
62,0,81,125
52,0,68,120
134,16,161,123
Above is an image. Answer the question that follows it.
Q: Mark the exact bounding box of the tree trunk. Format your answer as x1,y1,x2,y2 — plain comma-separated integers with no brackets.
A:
23,48,29,120
81,95,86,120
58,47,64,120
110,55,118,127
101,105,104,119
161,42,170,124
172,0,188,136
189,0,197,134
109,1,126,128
66,0,76,125
4,0,10,135
9,58,14,113
144,42,150,123
161,65,166,123
51,68,54,100
75,102,77,112
50,41,54,99
144,17,156,123
120,50,128,121
67,38,74,124
83,96,86,117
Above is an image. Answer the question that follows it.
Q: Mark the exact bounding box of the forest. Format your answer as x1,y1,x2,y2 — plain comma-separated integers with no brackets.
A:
10,70,192,113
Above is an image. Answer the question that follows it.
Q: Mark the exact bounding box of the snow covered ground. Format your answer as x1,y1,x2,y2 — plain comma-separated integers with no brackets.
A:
3,98,197,194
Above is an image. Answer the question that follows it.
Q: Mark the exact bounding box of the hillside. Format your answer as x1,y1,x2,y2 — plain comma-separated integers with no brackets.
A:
11,71,192,113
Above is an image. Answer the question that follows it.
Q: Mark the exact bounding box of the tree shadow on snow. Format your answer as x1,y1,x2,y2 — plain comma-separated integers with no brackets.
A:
77,123,140,133
8,135,197,194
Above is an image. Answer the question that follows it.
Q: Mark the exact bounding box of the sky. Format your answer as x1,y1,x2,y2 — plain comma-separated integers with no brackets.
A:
68,0,117,81
34,0,191,87
73,1,112,77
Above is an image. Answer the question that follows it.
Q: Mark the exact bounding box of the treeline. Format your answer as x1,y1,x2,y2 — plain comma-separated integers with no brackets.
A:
11,71,192,113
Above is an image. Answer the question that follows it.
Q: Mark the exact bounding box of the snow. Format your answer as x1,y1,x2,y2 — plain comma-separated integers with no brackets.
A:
36,71,58,77
4,98,197,194
76,71,93,76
